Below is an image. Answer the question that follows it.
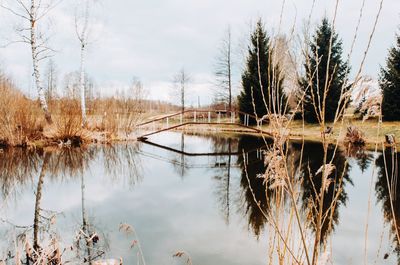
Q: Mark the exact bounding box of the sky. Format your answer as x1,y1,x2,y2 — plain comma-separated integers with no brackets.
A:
0,0,399,106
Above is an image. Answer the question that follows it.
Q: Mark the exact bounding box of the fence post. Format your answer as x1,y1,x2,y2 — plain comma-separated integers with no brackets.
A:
194,111,197,122
208,112,211,123
218,112,221,123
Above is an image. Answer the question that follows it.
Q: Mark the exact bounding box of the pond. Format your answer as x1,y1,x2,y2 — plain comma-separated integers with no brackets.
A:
0,132,398,264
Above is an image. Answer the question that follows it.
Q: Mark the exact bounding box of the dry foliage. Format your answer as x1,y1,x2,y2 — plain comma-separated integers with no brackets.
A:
0,74,44,147
45,99,86,146
344,125,366,147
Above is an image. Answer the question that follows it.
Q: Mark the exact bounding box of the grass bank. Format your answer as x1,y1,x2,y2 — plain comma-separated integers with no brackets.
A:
155,119,399,151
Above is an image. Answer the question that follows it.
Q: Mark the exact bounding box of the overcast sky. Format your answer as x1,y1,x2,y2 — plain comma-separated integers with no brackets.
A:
0,0,399,106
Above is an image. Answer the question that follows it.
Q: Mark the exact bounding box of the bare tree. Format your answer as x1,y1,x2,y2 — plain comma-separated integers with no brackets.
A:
0,0,60,123
173,68,191,113
214,26,233,110
63,71,94,101
273,35,300,110
63,71,80,99
118,77,147,137
44,58,58,102
75,0,92,127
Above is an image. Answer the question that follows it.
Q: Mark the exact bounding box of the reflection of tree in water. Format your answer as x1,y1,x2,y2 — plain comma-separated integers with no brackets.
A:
357,152,374,173
33,152,50,251
237,135,303,238
211,136,238,224
55,147,107,263
0,147,98,202
1,151,62,264
169,133,190,178
375,148,400,261
74,168,108,264
0,145,143,263
47,146,98,179
235,136,352,243
73,144,143,263
0,148,41,200
0,144,143,203
102,144,143,186
237,135,271,238
344,144,374,173
295,142,352,244
0,149,57,263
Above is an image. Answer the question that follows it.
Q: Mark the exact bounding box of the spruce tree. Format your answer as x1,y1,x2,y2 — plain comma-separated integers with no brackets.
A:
380,34,400,121
238,19,287,125
299,18,350,123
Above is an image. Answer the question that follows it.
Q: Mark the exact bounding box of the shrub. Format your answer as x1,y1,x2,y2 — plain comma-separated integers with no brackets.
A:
0,73,43,146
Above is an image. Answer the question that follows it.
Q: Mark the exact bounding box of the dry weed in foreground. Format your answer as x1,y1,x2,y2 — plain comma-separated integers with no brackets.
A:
173,251,193,265
239,0,386,263
344,126,366,147
92,258,123,265
119,223,146,265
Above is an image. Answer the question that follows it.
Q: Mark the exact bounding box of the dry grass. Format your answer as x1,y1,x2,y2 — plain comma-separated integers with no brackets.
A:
0,74,44,147
53,100,84,141
262,119,400,150
0,73,150,147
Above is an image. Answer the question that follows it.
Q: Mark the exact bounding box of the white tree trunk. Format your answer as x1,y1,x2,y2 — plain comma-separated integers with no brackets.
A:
76,0,90,127
79,43,87,126
227,29,232,111
30,0,52,123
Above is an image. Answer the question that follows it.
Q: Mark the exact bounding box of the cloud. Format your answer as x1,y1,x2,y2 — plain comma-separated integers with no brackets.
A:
0,0,398,104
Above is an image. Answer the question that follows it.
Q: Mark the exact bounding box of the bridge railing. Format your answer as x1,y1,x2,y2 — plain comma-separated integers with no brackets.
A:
135,109,273,139
137,109,266,128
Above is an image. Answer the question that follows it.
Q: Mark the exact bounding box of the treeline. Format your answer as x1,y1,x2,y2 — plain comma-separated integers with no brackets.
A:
214,18,400,123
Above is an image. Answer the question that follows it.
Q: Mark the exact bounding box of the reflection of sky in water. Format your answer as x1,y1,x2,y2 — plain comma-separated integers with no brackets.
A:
0,132,397,264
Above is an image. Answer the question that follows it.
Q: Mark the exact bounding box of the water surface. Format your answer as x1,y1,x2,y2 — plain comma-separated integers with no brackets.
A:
0,132,398,264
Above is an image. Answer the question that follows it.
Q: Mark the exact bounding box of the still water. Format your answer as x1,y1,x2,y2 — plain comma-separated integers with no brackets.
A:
0,132,399,264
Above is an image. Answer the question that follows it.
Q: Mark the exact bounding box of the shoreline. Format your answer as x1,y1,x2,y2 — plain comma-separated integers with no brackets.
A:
1,120,398,152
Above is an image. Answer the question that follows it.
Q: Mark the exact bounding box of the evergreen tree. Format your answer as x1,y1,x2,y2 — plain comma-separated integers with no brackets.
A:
299,18,350,123
238,19,287,125
380,34,400,121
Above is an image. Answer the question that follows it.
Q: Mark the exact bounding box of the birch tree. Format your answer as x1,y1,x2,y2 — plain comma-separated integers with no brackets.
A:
173,68,191,113
75,0,91,127
214,26,233,110
0,0,59,123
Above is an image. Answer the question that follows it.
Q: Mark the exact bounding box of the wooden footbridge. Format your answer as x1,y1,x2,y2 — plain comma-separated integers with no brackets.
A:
136,109,271,140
